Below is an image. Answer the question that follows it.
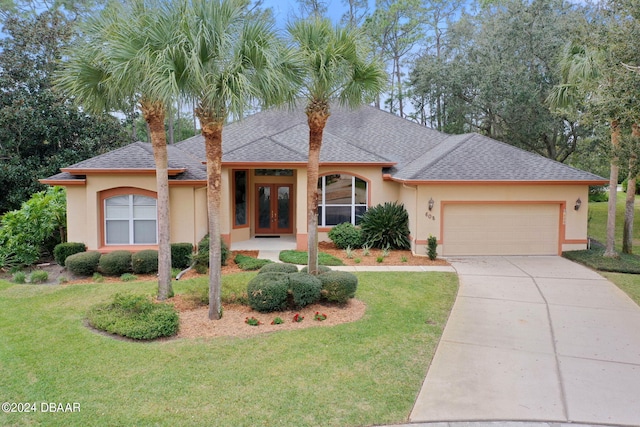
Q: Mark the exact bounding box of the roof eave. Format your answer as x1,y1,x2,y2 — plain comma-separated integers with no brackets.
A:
60,168,187,176
39,178,86,186
388,177,609,186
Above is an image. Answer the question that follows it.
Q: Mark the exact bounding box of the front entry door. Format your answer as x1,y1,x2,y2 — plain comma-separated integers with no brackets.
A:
255,184,293,234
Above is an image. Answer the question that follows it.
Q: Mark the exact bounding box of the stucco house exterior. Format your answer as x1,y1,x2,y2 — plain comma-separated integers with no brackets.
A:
41,104,607,256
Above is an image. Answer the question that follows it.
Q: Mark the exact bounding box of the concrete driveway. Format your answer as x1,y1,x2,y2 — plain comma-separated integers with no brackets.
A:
410,256,640,426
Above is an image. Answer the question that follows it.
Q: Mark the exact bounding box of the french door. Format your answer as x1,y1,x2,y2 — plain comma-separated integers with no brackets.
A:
255,184,293,234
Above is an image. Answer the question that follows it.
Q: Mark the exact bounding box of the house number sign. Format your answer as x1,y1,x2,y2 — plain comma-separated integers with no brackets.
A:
425,212,436,221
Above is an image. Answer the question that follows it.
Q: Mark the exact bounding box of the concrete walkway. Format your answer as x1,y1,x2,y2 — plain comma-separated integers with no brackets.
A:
410,256,640,427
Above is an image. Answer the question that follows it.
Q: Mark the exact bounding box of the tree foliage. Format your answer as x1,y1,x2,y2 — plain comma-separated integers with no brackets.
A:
409,0,590,162
0,11,128,214
0,186,66,269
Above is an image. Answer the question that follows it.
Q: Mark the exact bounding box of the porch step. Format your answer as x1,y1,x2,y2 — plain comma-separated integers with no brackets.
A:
257,250,282,263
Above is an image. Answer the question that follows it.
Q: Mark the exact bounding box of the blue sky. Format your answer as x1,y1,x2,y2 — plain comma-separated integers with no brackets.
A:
259,0,362,26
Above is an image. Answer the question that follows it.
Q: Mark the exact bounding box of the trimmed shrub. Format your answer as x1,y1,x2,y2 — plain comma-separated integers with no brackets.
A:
235,254,272,271
289,272,322,308
359,202,411,249
171,243,193,269
120,273,138,282
328,222,363,249
99,251,132,276
66,251,101,276
53,242,87,267
258,263,298,274
300,265,332,274
318,271,358,304
132,250,158,274
246,273,290,312
86,293,179,340
29,270,48,283
192,235,229,267
427,235,438,260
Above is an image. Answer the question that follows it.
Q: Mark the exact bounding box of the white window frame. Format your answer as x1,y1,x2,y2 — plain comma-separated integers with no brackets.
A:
318,175,368,227
104,194,157,245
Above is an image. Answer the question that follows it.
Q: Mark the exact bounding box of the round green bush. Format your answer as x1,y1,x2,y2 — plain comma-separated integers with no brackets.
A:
171,243,193,269
132,249,158,274
87,293,179,340
328,222,363,249
65,251,101,276
300,265,332,274
318,271,358,304
193,234,230,268
53,242,87,267
289,272,322,308
99,251,132,276
246,272,290,313
258,263,299,274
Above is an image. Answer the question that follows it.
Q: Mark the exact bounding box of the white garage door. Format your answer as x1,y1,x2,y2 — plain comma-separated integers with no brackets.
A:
443,203,560,256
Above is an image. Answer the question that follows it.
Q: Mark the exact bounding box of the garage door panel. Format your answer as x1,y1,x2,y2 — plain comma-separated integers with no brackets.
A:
443,204,560,256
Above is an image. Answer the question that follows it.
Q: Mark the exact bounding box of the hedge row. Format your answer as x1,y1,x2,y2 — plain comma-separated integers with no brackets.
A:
61,242,196,277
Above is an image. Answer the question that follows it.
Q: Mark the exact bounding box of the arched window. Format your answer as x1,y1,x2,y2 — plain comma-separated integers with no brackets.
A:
104,194,157,245
317,174,368,227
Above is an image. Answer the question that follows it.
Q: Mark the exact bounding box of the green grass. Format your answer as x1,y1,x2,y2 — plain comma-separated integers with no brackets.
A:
588,194,640,251
0,271,457,427
279,250,344,266
563,248,640,274
602,273,640,306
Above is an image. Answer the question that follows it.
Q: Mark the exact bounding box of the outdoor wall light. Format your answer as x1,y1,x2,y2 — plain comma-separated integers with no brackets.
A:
428,197,435,211
574,197,582,211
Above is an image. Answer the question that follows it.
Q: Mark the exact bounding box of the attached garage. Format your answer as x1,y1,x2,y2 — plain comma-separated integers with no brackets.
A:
442,203,561,256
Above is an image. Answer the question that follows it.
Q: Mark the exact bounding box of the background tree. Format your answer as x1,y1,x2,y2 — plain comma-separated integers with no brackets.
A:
365,0,423,117
548,0,640,256
287,17,385,275
409,0,588,161
180,0,298,320
0,11,128,214
57,0,184,299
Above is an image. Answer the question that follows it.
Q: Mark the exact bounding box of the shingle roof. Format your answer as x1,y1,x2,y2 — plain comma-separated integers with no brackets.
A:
46,103,606,184
56,141,206,181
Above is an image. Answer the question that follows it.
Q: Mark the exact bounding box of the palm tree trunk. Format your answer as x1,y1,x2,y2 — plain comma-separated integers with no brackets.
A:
198,110,224,320
622,123,639,254
141,99,173,300
604,120,620,258
306,106,330,275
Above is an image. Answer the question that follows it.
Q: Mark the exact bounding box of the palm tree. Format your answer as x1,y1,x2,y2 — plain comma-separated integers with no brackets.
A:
179,0,299,320
287,18,386,274
547,42,623,258
57,0,180,299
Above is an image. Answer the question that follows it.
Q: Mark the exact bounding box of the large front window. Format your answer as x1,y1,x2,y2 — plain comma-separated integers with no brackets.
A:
317,174,368,226
105,195,157,245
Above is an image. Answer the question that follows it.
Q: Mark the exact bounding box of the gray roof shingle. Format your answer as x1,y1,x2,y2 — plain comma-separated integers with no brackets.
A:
46,103,606,184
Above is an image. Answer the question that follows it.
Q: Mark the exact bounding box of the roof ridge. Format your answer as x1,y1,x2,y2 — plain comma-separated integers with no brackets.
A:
468,133,604,177
223,121,307,157
324,128,394,163
405,133,476,179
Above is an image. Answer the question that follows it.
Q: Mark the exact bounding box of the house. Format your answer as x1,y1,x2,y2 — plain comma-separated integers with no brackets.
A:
41,104,607,256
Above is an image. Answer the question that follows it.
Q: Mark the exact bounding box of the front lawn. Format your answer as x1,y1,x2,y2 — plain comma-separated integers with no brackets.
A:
563,247,640,274
602,273,640,306
588,194,640,251
0,272,457,427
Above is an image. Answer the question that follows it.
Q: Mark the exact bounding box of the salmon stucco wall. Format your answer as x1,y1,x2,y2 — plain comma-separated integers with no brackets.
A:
411,183,589,255
65,173,206,251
